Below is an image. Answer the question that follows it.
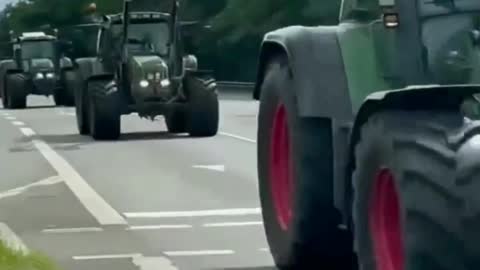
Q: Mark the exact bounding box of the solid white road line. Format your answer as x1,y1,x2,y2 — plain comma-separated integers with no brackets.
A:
192,164,225,172
5,116,16,120
0,176,62,199
0,223,29,253
219,132,256,143
203,221,263,227
124,208,262,218
1,112,10,116
164,250,235,256
32,139,127,225
259,248,270,252
74,253,179,270
20,127,36,137
73,253,141,260
132,256,179,270
11,121,25,126
42,227,103,234
126,225,192,231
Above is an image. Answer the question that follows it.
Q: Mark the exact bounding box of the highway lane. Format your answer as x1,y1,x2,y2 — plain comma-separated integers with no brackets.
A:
0,94,274,270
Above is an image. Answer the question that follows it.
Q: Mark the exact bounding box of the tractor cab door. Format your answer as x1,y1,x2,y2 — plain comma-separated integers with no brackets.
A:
417,1,480,84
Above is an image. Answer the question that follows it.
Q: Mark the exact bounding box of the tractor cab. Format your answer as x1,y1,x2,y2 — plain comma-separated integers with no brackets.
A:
12,32,57,76
340,0,480,87
109,12,171,57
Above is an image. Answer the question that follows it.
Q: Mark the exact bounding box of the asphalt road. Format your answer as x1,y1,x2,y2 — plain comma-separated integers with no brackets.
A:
0,92,275,270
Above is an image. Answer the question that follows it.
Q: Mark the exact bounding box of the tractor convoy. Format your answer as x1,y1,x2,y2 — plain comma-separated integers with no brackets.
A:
2,0,480,269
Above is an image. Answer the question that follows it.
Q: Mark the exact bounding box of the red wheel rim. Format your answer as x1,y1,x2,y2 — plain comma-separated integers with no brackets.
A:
369,168,404,270
269,103,293,230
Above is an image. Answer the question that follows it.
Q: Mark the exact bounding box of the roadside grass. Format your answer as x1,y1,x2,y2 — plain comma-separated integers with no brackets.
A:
0,240,59,270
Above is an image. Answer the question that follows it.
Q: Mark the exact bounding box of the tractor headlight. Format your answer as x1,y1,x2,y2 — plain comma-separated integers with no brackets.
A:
155,72,161,81
35,73,44,79
147,73,155,81
139,80,149,88
45,72,55,79
160,79,170,88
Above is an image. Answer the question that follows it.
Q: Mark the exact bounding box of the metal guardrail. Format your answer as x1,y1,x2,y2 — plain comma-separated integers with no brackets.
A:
217,81,255,93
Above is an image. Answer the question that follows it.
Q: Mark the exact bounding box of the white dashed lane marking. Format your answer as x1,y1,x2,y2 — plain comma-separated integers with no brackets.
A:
203,221,263,228
11,121,25,126
164,250,235,257
219,132,256,143
20,127,36,137
124,208,262,218
42,227,104,234
126,225,193,231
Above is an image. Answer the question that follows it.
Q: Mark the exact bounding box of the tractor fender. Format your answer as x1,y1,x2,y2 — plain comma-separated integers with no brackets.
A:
59,57,73,70
254,26,353,120
337,84,480,226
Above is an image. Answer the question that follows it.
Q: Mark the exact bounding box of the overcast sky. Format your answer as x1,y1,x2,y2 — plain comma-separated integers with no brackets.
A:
0,0,15,11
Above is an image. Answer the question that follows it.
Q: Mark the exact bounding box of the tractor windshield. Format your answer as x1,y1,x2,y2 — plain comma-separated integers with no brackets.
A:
113,22,170,56
21,40,55,60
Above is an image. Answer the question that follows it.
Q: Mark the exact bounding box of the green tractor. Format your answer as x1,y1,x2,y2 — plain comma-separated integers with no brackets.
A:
254,0,480,269
0,31,74,109
74,0,218,140
57,23,103,124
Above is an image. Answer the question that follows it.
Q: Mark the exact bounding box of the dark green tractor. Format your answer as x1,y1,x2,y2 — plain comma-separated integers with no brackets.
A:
255,0,480,269
0,31,74,109
57,23,103,125
74,0,218,140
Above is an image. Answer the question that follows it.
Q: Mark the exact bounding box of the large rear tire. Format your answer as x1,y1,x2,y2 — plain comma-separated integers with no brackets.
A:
353,110,480,270
88,79,121,140
257,56,355,269
5,73,27,109
185,75,219,137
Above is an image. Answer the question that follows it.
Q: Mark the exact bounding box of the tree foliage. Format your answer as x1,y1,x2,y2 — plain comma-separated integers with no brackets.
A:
0,0,341,81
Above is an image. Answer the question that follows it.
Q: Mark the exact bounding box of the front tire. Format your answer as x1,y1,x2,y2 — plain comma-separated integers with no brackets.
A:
5,73,27,109
165,108,187,133
88,79,121,140
353,110,479,270
185,75,219,137
257,56,355,269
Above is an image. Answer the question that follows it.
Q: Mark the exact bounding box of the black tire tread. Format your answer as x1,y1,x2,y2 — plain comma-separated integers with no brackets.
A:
353,110,480,270
185,75,219,137
165,109,187,133
5,73,27,109
258,56,354,269
88,80,121,140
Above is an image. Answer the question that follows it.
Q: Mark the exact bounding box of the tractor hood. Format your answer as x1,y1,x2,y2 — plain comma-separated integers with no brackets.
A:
23,58,54,73
129,55,169,82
